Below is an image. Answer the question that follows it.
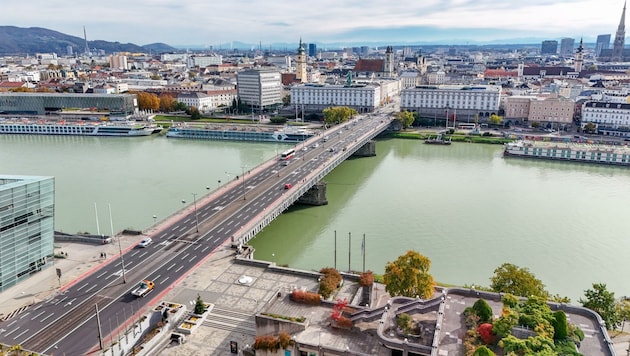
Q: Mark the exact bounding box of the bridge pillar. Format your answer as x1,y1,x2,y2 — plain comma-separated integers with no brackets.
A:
353,140,376,157
297,182,328,206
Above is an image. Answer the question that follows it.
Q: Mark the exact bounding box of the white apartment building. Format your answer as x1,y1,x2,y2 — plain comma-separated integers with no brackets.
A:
161,53,188,62
177,92,214,112
188,55,222,68
237,69,282,110
290,83,380,113
400,85,501,121
582,101,630,137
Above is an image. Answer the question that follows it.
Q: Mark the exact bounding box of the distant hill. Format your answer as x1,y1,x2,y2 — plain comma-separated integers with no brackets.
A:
0,26,176,55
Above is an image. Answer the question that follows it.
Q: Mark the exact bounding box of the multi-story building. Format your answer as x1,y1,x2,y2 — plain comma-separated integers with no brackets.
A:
399,71,420,89
504,96,535,122
559,38,575,57
582,101,630,137
596,34,611,57
0,93,138,116
290,83,380,113
236,69,282,111
400,84,501,121
109,54,128,70
541,40,558,55
0,175,54,292
308,43,317,57
188,55,222,68
177,89,237,112
528,94,575,127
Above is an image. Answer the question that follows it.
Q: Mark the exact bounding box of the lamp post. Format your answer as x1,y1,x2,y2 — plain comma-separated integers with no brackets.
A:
240,166,248,200
109,204,126,284
192,193,199,233
152,215,157,225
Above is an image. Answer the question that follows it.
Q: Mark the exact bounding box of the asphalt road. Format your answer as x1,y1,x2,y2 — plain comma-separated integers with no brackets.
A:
0,114,392,355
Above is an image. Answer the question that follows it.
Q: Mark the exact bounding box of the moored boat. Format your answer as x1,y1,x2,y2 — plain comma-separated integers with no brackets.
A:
504,140,630,166
424,134,452,145
0,119,156,137
166,124,314,143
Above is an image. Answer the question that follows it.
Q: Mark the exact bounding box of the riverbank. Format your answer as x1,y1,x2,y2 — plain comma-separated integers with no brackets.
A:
385,129,514,144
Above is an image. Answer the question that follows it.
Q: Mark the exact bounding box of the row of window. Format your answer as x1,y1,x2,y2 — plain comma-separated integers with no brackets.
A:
523,148,630,162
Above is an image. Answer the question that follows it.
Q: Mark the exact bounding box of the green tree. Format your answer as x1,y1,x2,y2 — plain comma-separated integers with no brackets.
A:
489,263,548,298
583,122,597,134
322,106,357,126
579,283,621,330
472,345,496,356
472,299,493,323
188,106,201,120
396,110,415,128
194,294,206,314
531,121,541,128
173,101,188,112
383,250,436,299
552,310,569,340
397,312,412,334
489,114,503,125
282,94,291,106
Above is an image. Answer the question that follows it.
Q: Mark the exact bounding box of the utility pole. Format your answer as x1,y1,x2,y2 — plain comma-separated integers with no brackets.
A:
192,193,199,232
109,204,126,284
95,303,104,351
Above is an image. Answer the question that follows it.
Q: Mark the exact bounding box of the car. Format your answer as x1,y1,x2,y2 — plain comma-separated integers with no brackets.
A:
138,237,152,248
284,183,292,189
312,143,319,148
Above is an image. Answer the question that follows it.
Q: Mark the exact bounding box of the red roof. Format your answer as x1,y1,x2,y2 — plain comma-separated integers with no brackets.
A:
353,59,383,72
484,69,518,78
0,81,26,88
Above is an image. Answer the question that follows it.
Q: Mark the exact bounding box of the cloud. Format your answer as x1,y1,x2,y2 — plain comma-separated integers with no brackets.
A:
0,0,623,46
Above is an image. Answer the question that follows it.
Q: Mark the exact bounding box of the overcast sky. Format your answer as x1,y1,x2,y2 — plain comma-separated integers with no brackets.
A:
1,0,625,47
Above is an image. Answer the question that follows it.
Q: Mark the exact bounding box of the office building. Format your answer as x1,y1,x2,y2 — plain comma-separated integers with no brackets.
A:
308,43,317,57
596,34,611,56
236,69,282,110
0,175,54,292
541,40,558,55
559,38,575,57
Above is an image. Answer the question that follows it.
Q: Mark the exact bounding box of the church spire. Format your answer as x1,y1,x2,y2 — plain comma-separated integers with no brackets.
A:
612,1,626,61
297,37,305,54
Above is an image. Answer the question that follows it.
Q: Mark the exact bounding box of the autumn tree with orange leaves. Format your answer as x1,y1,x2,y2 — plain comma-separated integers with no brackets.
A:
384,250,436,299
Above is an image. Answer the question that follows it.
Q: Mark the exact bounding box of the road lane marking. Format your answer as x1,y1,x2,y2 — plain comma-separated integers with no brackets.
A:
3,327,18,337
96,271,108,279
174,266,184,273
201,246,210,253
85,285,98,293
167,263,176,271
161,277,169,283
76,283,89,291
13,328,29,341
31,311,46,320
40,313,54,323
189,255,196,262
54,297,67,305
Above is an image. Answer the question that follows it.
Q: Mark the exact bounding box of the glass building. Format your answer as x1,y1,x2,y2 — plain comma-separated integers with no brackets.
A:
0,175,54,292
0,93,137,116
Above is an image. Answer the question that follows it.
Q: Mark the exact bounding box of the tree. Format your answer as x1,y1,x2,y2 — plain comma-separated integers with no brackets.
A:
472,345,496,356
531,121,541,128
188,106,201,120
579,283,620,330
322,106,357,126
194,294,206,315
134,91,159,111
396,110,415,128
552,310,568,340
472,299,493,323
477,323,495,345
173,101,188,112
583,122,597,134
282,94,291,106
489,263,548,298
159,93,175,112
383,250,436,299
489,114,503,125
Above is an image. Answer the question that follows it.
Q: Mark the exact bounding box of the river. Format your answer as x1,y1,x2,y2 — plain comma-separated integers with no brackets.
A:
1,134,628,302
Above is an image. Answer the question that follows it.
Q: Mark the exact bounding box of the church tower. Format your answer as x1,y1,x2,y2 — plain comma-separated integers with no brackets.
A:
574,38,584,72
612,1,626,61
296,38,307,83
383,45,394,77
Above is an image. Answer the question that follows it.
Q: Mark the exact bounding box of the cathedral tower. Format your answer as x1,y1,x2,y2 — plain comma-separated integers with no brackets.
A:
575,38,584,72
612,1,626,61
383,45,394,77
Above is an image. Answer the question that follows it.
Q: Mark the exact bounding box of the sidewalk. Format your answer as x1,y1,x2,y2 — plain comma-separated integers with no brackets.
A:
0,233,145,321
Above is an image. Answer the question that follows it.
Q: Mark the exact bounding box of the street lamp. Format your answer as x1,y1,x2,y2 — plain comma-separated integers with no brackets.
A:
240,166,248,200
152,215,157,225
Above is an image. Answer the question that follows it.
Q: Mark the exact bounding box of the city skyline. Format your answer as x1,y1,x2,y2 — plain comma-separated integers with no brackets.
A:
0,0,625,48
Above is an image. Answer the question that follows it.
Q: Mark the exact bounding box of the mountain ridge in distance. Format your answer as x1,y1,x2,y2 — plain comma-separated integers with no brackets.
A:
0,26,176,55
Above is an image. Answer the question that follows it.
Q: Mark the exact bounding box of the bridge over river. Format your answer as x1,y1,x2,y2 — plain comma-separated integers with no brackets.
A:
0,114,393,355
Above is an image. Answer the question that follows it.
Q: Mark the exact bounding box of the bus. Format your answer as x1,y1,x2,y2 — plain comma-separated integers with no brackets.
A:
457,123,477,130
280,148,296,161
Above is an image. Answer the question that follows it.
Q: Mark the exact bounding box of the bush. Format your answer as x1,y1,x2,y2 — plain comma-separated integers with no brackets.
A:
552,310,568,340
472,345,496,356
290,290,321,305
336,316,353,328
359,270,374,286
193,294,206,315
477,323,495,345
319,267,342,299
472,299,493,323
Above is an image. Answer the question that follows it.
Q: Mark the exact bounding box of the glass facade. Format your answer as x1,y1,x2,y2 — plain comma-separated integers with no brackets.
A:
0,175,54,292
0,93,137,116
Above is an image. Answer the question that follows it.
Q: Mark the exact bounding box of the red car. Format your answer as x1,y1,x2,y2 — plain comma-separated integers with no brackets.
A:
284,183,292,189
